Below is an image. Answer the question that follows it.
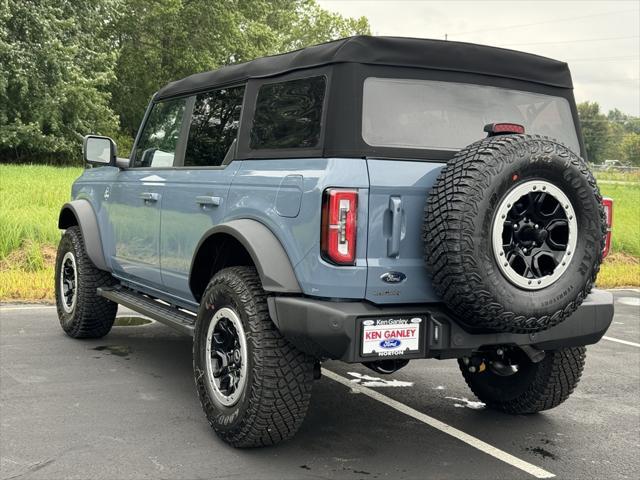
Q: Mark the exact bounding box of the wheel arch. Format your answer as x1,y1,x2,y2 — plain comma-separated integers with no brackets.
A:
58,200,109,271
189,219,301,302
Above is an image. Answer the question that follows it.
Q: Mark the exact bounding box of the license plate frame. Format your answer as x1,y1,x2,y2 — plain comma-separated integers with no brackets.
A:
359,316,426,359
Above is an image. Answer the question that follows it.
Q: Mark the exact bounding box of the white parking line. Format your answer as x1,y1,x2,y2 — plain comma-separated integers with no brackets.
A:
0,305,137,314
322,368,555,479
0,306,56,312
602,336,640,348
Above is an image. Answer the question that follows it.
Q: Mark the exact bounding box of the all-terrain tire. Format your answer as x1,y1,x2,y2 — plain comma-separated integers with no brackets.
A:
424,135,606,333
55,226,117,338
193,267,315,448
458,346,586,414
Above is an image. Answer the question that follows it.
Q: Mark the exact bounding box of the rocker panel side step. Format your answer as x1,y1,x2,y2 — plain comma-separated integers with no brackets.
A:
98,287,195,336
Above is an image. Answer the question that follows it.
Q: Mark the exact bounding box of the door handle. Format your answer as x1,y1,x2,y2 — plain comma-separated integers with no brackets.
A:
196,195,221,207
387,196,403,258
139,192,160,202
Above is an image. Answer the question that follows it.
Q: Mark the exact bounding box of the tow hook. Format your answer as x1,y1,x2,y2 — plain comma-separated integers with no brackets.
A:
463,345,546,376
520,344,545,363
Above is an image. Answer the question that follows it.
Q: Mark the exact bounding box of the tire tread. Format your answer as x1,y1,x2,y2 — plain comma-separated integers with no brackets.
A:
194,266,314,448
459,346,586,414
55,226,117,338
423,135,606,333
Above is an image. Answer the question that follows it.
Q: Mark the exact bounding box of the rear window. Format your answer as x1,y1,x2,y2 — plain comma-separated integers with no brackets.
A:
250,76,326,149
362,77,580,153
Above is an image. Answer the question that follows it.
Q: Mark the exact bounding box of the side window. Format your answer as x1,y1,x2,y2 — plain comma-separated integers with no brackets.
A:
184,86,245,167
133,98,186,168
250,76,326,150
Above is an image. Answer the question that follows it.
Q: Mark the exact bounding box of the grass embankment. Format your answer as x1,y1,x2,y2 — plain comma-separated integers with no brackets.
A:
0,165,81,300
0,165,638,301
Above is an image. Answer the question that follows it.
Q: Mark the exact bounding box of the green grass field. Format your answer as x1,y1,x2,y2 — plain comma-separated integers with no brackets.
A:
598,183,640,257
0,164,638,300
0,165,81,299
595,169,640,183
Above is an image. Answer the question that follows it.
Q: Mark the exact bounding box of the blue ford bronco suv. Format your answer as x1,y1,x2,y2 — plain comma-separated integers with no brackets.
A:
56,36,614,447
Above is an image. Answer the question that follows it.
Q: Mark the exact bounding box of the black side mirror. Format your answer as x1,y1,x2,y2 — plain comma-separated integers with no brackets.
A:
83,135,117,166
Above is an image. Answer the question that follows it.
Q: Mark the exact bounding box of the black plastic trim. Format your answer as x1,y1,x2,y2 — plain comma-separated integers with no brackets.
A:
269,289,614,362
189,219,302,297
58,200,108,271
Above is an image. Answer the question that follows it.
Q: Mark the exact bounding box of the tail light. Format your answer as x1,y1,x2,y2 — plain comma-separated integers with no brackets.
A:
602,197,613,258
321,188,358,265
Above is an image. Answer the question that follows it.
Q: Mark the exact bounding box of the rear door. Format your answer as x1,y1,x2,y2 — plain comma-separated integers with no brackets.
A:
106,97,188,289
159,86,245,303
365,159,443,304
362,76,582,304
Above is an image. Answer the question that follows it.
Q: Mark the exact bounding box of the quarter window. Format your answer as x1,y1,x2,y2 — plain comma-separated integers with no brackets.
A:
250,76,326,150
133,98,187,168
184,86,245,167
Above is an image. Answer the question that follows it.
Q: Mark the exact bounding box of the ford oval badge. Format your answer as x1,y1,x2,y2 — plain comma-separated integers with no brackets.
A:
380,271,406,284
380,339,401,349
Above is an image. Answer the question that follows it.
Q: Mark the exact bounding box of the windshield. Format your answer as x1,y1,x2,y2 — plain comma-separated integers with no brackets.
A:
362,77,580,153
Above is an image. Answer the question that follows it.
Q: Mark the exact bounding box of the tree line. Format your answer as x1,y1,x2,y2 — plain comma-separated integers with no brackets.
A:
1,1,637,166
0,0,369,164
578,102,640,166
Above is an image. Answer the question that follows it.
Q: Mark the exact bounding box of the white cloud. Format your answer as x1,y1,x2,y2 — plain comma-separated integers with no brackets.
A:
319,0,640,115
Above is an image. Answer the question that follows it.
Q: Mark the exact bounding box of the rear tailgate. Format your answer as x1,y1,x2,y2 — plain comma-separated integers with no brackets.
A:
365,158,445,304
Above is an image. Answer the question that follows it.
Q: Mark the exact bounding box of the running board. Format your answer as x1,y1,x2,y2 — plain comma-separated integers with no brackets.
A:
98,287,195,336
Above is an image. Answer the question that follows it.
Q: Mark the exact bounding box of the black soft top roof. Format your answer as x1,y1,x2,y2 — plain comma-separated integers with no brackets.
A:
156,35,573,100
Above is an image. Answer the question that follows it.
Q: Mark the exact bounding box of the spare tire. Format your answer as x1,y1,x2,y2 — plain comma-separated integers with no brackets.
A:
424,134,606,333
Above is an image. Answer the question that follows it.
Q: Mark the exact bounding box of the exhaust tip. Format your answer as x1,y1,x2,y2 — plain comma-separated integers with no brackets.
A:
363,358,410,375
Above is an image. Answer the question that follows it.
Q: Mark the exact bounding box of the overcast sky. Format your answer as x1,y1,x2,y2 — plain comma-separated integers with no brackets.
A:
318,0,640,115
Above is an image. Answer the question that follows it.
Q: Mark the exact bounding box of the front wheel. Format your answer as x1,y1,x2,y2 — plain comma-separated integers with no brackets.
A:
193,267,314,448
55,226,117,338
458,346,586,414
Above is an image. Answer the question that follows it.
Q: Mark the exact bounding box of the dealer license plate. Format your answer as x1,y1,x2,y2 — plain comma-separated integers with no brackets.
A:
361,317,423,356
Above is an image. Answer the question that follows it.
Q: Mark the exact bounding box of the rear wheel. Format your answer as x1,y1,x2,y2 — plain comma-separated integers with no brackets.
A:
55,226,117,338
193,267,314,448
458,346,586,414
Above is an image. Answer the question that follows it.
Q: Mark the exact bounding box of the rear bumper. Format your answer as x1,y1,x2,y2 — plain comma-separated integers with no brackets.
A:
268,289,614,362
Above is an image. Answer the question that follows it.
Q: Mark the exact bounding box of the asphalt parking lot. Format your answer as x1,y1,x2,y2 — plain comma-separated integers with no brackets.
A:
1,290,638,480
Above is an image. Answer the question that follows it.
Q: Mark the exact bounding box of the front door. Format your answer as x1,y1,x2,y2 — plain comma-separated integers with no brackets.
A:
159,85,246,303
106,97,188,290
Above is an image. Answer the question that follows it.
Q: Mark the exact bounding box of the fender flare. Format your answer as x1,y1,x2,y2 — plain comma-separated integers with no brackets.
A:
189,219,301,296
58,200,109,271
